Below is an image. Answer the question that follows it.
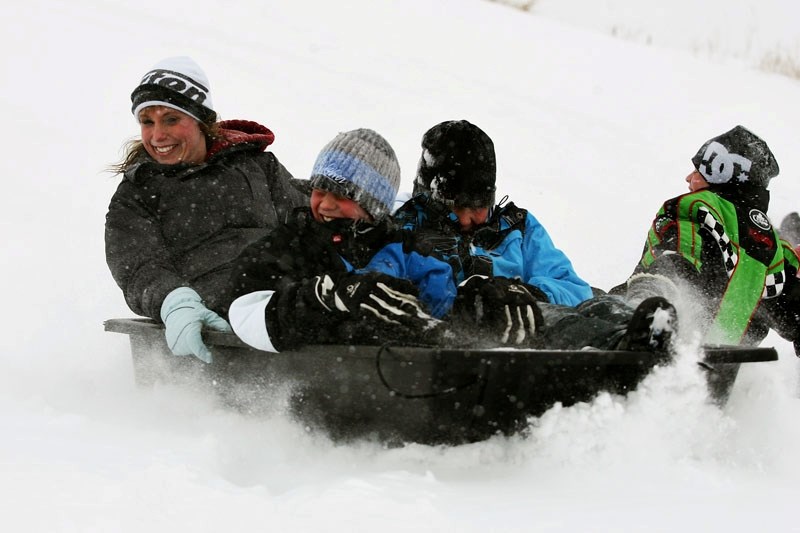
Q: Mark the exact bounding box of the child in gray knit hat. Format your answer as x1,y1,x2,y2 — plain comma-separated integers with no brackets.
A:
309,128,401,222
227,129,456,352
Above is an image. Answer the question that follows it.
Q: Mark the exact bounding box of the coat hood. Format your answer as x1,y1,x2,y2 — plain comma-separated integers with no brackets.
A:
208,119,275,158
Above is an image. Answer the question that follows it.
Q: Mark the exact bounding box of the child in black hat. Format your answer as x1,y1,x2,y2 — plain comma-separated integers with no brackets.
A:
395,120,594,346
614,125,800,353
530,125,800,355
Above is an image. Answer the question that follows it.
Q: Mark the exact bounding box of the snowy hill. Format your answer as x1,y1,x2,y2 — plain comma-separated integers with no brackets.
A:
504,0,800,79
2,0,799,530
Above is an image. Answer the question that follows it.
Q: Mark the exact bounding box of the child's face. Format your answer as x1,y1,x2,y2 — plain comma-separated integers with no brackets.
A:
686,170,709,192
453,206,489,232
311,189,372,223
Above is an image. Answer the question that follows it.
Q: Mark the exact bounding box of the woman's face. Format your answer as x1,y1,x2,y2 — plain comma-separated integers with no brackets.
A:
310,189,372,223
138,106,207,165
686,170,709,192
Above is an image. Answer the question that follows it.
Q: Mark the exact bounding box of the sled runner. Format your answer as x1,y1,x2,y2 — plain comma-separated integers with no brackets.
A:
105,318,777,445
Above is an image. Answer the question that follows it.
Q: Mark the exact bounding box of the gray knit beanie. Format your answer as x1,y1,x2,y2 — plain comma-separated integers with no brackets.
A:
310,129,401,221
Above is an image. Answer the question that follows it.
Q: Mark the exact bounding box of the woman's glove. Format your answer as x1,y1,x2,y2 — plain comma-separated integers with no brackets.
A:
453,275,544,345
160,287,232,363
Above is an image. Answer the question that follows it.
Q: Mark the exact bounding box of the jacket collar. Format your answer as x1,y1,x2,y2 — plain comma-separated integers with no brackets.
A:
707,183,770,213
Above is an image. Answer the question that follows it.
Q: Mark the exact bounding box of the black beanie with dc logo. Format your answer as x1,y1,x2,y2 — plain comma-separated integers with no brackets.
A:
691,125,779,188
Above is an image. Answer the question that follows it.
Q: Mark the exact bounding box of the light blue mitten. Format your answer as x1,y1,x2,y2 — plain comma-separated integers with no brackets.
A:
160,287,232,363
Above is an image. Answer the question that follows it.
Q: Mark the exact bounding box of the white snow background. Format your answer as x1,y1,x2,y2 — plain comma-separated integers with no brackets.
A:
2,0,800,531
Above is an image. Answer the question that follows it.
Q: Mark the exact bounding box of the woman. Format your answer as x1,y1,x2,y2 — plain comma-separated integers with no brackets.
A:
105,56,308,363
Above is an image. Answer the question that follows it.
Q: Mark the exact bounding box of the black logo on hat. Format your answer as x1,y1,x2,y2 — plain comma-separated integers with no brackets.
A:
140,69,209,105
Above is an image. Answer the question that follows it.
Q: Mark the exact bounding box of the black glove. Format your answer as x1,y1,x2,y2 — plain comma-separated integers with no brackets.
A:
267,272,442,350
453,275,544,345
310,272,440,330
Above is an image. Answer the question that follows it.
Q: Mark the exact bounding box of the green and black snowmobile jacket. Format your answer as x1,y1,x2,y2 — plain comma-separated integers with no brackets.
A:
633,183,800,347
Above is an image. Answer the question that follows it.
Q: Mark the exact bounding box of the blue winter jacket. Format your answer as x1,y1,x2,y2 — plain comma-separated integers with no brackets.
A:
395,194,592,306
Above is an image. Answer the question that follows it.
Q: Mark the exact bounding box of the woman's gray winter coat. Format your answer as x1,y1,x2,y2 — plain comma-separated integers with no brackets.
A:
105,120,308,320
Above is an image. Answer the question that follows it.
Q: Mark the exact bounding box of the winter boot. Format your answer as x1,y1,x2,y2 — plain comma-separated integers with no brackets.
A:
616,296,677,353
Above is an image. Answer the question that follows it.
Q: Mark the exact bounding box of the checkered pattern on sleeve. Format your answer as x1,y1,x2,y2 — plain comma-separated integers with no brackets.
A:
697,207,737,275
763,270,785,299
697,206,784,299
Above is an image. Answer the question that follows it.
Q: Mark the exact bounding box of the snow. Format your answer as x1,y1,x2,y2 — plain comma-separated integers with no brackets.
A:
3,0,800,530
531,0,800,76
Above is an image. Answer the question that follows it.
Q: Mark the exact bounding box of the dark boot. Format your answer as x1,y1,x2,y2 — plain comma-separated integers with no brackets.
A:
616,296,677,353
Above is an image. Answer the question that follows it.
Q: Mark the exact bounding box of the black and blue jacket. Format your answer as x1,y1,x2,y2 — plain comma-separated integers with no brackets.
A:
395,193,592,306
227,208,456,351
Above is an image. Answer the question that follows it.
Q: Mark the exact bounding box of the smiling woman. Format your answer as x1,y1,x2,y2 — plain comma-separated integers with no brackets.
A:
137,107,208,165
105,56,309,365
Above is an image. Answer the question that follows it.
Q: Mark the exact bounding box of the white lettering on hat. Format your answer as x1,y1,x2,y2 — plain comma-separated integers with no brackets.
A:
140,69,209,105
699,141,753,184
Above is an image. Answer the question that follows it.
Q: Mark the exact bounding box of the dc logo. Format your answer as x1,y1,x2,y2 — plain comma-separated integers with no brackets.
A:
698,141,753,184
749,209,771,231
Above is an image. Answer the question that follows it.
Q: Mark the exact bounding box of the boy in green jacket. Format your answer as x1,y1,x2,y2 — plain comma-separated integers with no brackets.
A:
618,125,800,351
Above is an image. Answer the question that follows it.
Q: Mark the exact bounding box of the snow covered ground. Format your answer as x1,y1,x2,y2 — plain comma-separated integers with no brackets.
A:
530,0,800,79
2,0,799,530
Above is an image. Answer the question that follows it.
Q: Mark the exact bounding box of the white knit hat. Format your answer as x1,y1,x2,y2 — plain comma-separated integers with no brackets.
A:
131,56,216,123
